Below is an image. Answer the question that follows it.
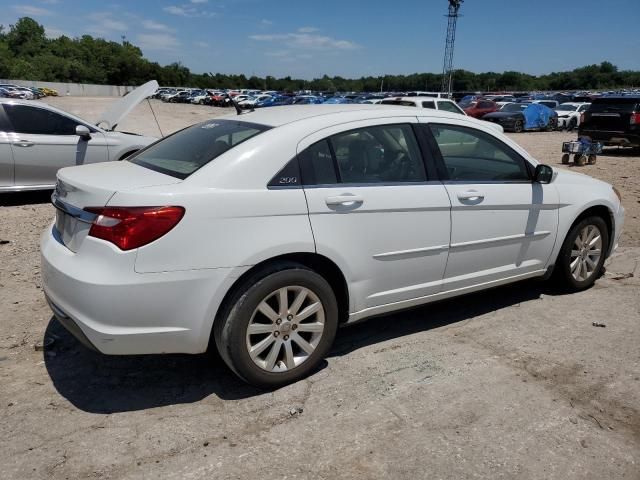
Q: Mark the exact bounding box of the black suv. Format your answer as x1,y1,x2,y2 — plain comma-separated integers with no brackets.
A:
579,96,640,148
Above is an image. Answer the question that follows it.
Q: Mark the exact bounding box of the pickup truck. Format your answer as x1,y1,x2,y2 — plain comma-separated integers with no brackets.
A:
579,96,640,148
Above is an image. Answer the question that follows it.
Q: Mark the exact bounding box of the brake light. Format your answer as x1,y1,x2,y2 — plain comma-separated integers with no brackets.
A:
84,206,185,250
631,112,640,125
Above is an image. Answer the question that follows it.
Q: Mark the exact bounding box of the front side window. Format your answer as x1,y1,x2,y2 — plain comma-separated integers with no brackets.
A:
430,124,530,182
299,124,427,185
130,120,270,179
4,104,80,135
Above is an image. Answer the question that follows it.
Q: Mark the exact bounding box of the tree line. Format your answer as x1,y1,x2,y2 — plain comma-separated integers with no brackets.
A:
2,17,639,92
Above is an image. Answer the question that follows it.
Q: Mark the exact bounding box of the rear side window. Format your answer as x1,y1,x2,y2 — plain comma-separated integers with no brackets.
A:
422,101,436,109
130,120,270,179
437,101,463,114
299,124,427,185
4,104,79,135
298,140,337,185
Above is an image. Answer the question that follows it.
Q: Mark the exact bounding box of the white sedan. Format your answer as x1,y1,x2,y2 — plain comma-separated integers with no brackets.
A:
555,102,591,130
41,105,625,387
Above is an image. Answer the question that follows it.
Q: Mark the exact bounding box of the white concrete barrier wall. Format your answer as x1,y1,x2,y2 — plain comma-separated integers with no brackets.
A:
0,79,136,97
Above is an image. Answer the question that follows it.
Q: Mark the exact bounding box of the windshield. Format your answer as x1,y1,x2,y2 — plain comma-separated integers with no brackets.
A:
501,103,526,112
130,120,271,179
555,104,577,111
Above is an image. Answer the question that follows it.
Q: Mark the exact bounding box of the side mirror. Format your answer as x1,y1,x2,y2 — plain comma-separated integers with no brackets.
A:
534,164,553,184
76,125,91,139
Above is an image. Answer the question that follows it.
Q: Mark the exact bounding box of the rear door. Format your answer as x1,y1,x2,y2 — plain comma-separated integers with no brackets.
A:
2,103,108,187
299,118,452,313
422,120,559,291
0,107,14,187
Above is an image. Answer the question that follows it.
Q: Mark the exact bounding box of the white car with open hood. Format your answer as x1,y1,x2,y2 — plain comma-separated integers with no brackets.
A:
0,80,159,192
41,105,624,388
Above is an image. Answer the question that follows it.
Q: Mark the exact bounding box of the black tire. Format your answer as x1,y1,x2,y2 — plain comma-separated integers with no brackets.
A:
513,119,524,133
214,262,339,388
546,117,557,131
588,154,597,165
554,216,609,292
561,153,570,165
574,154,586,166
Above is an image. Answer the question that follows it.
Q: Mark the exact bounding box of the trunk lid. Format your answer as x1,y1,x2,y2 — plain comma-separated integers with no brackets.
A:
52,161,181,252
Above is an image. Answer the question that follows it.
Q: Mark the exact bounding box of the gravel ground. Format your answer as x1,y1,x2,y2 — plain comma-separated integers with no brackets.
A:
0,98,639,479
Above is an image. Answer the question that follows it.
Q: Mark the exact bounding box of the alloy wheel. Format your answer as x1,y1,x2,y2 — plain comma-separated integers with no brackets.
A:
569,225,602,282
246,286,325,372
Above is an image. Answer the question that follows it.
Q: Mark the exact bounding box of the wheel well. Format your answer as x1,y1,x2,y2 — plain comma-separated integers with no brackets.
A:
215,252,350,330
572,205,614,248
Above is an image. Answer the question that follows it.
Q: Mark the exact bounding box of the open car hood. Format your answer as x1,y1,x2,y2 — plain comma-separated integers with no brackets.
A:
95,80,158,131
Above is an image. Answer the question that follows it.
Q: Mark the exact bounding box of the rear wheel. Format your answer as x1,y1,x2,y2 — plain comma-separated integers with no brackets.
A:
574,154,587,166
214,263,338,388
554,216,608,291
588,154,597,165
561,153,570,165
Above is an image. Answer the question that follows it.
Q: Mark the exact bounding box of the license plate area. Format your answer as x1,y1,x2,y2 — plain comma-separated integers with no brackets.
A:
54,208,91,252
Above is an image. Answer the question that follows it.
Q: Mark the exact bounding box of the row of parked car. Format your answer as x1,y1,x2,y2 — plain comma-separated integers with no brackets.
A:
0,83,58,100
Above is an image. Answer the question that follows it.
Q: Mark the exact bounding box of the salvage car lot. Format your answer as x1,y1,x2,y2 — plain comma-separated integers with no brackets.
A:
1,98,639,479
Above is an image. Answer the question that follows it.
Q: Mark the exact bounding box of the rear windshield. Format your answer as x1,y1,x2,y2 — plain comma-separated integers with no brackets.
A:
589,100,640,113
130,120,270,179
380,100,417,107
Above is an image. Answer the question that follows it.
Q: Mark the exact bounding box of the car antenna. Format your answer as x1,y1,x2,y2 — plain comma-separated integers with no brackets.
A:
226,92,253,115
146,97,165,137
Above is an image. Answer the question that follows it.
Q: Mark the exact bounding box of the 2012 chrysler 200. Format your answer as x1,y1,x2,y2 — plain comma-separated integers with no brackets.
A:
41,105,624,387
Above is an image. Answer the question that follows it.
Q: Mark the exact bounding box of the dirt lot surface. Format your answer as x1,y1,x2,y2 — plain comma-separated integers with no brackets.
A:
1,98,639,479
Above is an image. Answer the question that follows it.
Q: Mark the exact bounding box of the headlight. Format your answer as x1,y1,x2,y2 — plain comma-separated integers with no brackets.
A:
612,186,622,203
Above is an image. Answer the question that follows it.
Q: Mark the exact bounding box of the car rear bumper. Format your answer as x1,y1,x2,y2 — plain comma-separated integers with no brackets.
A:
40,224,246,355
579,130,640,147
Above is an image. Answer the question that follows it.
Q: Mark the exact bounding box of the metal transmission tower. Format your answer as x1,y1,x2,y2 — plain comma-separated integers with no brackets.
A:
440,0,463,97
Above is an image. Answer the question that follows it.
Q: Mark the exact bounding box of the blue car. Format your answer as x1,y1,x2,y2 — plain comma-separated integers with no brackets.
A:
255,96,295,108
322,97,354,104
292,96,324,105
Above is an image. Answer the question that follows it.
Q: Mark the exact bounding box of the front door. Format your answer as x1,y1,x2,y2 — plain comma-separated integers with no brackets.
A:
2,103,108,187
299,119,452,314
425,122,559,291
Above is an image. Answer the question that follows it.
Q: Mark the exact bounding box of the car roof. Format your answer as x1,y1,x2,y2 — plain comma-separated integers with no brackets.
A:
214,104,479,129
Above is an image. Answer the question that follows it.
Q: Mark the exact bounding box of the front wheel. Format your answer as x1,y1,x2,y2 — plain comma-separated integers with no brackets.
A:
554,216,609,291
214,264,338,388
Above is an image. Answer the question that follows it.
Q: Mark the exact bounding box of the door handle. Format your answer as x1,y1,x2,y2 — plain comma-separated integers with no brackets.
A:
457,190,484,201
13,140,35,147
325,194,364,206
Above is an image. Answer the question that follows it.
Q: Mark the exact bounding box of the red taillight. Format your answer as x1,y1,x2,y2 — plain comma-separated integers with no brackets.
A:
84,206,185,250
631,112,640,125
580,112,585,124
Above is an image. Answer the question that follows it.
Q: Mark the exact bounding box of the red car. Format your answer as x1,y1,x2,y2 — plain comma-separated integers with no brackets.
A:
463,99,499,118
